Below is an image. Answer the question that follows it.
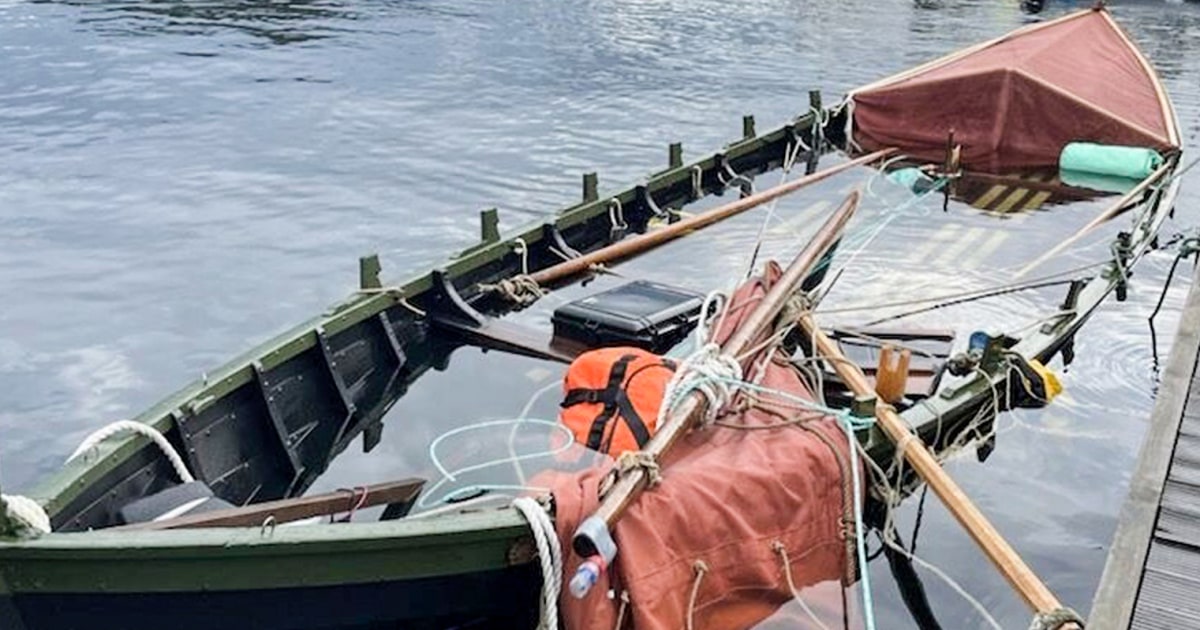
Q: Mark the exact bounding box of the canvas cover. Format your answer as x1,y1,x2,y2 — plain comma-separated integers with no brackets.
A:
848,8,1178,172
548,263,859,630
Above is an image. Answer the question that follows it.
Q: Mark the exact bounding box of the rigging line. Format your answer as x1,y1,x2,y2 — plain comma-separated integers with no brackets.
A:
859,278,1078,328
744,138,807,278
815,261,1106,317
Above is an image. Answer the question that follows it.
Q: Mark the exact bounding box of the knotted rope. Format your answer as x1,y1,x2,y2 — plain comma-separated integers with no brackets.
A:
658,342,743,429
1028,607,1085,630
484,275,546,307
615,450,662,487
513,496,563,630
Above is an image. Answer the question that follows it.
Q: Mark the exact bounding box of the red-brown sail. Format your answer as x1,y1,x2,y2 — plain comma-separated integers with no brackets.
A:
847,7,1179,172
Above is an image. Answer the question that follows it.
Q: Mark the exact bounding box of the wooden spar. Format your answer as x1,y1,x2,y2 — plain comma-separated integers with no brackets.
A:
529,149,893,288
1014,161,1172,279
571,189,861,558
115,478,426,531
796,313,1068,616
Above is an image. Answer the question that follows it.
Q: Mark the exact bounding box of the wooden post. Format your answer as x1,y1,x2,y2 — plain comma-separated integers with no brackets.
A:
797,313,1069,616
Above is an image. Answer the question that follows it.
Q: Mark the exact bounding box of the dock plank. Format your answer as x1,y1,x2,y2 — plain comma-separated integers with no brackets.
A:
1090,262,1200,629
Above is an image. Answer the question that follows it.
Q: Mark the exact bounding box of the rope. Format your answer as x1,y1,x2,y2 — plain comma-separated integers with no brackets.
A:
1,494,51,536
68,420,194,483
613,590,630,630
615,450,662,487
773,541,833,630
484,275,546,307
658,342,743,429
513,496,563,630
685,559,709,630
419,418,575,508
1028,607,1085,630
608,199,627,237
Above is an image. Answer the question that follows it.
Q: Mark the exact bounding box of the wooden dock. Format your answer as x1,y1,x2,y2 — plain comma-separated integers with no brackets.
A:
1091,261,1200,628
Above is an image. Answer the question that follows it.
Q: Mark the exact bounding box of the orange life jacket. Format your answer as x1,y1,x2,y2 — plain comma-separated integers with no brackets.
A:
559,347,675,456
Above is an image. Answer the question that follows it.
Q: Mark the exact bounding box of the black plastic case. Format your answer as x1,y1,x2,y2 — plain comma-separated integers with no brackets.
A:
551,280,704,353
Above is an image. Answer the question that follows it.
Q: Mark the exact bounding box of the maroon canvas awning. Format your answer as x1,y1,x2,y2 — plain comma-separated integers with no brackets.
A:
848,8,1179,172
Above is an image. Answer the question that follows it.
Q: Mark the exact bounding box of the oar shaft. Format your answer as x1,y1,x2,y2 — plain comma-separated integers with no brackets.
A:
798,313,1065,614
1015,161,1173,279
573,190,861,556
530,149,894,287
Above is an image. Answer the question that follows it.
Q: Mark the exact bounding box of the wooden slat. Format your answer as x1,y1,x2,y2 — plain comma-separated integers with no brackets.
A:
115,478,425,531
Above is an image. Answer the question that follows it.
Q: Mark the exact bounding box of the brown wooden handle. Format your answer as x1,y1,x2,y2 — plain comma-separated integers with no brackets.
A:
798,313,1065,614
531,149,894,288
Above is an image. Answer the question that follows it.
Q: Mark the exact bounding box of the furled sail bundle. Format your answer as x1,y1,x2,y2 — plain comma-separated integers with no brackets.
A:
846,7,1180,172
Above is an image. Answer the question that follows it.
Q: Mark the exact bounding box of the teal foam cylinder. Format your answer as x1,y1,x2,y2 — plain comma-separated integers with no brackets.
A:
1059,142,1163,180
1059,168,1139,194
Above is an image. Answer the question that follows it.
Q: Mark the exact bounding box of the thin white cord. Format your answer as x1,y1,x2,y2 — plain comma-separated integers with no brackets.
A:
68,420,194,484
513,496,563,630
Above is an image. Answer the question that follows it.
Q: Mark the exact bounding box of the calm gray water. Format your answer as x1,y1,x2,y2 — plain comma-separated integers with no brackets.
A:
2,0,1199,627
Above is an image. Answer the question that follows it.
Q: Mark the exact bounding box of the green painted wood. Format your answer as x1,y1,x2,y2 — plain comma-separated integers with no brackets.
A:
0,509,528,593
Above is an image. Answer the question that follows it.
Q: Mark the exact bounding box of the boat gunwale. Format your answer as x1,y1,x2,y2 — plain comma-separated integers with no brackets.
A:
16,109,822,527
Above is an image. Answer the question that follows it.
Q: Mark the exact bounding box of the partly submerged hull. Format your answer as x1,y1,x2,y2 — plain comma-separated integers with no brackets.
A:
0,510,539,630
2,567,538,630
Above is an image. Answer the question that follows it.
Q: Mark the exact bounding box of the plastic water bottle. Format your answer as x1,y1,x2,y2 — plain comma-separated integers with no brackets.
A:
569,557,604,598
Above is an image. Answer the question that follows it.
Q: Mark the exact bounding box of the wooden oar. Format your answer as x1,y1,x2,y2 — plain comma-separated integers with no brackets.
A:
1013,162,1172,279
796,312,1070,617
529,149,894,288
570,189,861,562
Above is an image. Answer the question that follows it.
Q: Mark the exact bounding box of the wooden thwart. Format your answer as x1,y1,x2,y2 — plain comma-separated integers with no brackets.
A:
116,478,426,531
798,313,1071,617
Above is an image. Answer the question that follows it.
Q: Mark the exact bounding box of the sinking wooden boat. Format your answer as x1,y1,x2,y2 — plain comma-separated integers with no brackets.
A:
0,7,1184,629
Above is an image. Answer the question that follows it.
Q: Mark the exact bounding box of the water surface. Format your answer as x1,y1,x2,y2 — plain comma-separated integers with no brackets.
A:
2,0,1199,627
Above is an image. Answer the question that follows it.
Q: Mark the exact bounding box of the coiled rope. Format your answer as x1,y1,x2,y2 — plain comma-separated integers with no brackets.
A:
512,496,562,630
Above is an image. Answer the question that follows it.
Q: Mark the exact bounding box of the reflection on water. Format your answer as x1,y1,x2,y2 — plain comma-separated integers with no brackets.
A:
1,0,1199,627
38,0,358,45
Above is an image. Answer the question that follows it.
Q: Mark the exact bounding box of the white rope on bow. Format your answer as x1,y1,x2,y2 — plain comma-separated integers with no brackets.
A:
513,496,562,630
68,420,194,483
1,494,51,536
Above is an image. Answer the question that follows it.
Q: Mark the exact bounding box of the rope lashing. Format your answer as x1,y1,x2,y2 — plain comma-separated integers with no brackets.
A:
68,420,194,484
1,494,51,537
615,450,662,487
513,496,563,630
484,275,546,307
1027,607,1085,630
657,342,743,429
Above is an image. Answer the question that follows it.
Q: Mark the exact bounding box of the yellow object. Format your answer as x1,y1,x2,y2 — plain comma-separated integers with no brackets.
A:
1027,358,1062,402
